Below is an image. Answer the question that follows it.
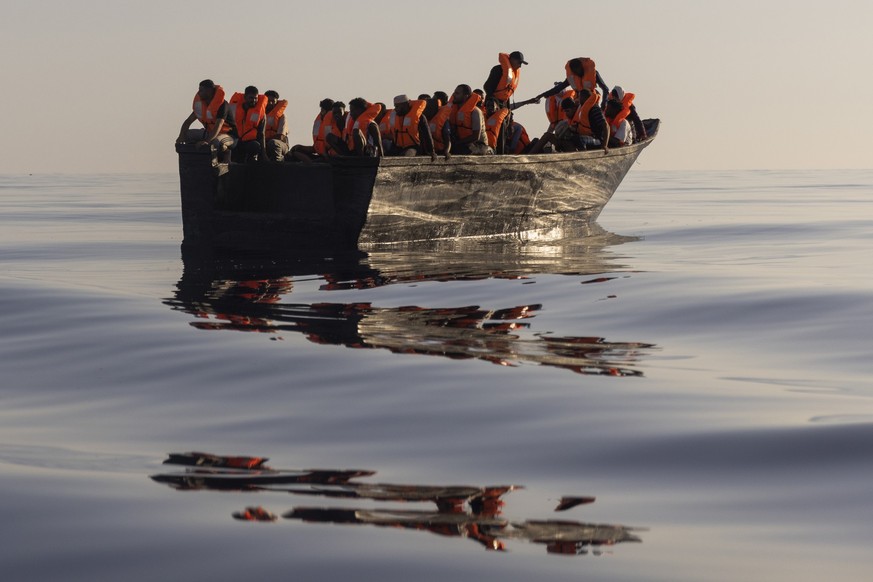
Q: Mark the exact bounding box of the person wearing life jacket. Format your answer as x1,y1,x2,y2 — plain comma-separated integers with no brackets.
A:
544,84,576,131
426,97,453,160
536,57,611,111
606,86,647,144
449,84,491,155
530,89,608,154
484,97,511,150
322,101,347,157
289,98,334,163
229,86,268,163
483,51,526,107
387,94,435,160
326,98,384,157
176,79,238,163
507,118,534,154
263,90,288,162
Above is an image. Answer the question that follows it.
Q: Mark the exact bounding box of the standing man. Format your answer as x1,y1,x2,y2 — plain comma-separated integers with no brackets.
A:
177,79,237,163
482,51,539,152
263,90,288,162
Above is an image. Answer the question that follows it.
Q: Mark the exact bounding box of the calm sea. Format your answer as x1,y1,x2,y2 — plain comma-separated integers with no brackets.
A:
1,169,872,581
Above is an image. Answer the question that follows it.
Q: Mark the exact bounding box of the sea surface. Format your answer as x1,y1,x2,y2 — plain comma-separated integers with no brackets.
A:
1,169,872,581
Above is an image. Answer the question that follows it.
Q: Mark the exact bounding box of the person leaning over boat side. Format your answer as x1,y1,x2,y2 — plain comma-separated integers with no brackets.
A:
176,79,237,163
449,85,491,155
289,98,334,163
230,86,268,163
263,90,289,162
326,98,384,157
530,90,608,154
387,95,436,160
538,57,610,110
606,86,647,143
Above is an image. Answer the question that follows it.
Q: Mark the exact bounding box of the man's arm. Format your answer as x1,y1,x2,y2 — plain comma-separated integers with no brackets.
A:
589,106,609,152
539,80,570,99
366,122,383,157
628,105,647,140
441,124,452,159
177,112,197,143
276,115,289,145
204,103,229,143
418,116,436,161
256,117,267,161
596,72,609,108
483,64,503,100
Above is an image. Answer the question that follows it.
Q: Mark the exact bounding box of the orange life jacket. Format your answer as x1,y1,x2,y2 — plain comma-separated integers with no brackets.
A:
323,112,345,156
606,92,635,133
230,93,268,142
264,100,287,140
390,100,427,148
343,102,382,150
565,58,598,92
569,91,600,137
493,52,520,102
379,109,394,141
312,111,329,155
428,104,453,153
193,85,232,134
485,108,510,148
545,87,576,126
510,122,530,154
450,94,482,140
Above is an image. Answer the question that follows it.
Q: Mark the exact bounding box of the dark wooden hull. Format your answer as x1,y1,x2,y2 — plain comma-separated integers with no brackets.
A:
177,120,658,252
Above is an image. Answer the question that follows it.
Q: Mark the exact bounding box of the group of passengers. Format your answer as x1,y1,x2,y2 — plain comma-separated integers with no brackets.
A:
176,52,647,164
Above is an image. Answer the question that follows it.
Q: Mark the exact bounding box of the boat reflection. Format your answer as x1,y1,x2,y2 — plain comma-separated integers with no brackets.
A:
165,227,654,376
152,452,643,556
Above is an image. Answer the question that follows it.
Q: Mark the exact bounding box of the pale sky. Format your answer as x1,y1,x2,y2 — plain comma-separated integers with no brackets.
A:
2,0,871,174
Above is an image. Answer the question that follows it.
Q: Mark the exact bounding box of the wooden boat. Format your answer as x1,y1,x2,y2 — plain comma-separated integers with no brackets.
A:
176,119,658,251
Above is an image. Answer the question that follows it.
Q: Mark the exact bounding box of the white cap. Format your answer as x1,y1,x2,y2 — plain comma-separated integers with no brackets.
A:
393,94,409,105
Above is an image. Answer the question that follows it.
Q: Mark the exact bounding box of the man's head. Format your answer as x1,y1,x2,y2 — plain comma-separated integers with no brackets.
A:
605,99,623,119
319,98,335,114
374,103,388,122
331,101,346,119
452,84,472,105
568,58,584,75
393,94,410,115
418,93,431,101
609,86,625,102
577,89,591,102
560,97,578,117
198,79,216,101
473,88,485,100
508,50,527,69
243,86,259,107
433,91,449,106
265,90,279,109
348,97,368,118
485,97,497,116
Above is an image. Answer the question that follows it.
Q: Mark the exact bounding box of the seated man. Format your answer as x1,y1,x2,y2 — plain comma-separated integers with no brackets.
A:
449,84,491,155
176,79,237,163
387,94,435,159
531,90,608,154
324,101,347,156
607,86,647,143
326,98,384,157
229,86,267,163
426,97,453,160
263,90,289,162
289,98,334,163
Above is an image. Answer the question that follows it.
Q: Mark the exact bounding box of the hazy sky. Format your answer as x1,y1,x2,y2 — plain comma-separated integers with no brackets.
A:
2,0,872,174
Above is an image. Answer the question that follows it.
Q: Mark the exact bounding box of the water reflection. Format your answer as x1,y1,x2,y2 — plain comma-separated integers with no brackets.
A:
152,452,643,556
165,227,654,376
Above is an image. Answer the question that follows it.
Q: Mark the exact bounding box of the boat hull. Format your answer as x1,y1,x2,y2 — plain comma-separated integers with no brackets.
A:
176,120,657,252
